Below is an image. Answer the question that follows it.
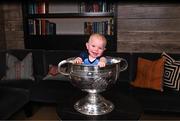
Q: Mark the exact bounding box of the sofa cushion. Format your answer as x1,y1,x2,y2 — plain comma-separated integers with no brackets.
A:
130,57,165,91
43,64,69,81
162,52,180,91
7,49,46,79
2,53,34,80
130,87,180,112
130,53,161,82
0,86,30,119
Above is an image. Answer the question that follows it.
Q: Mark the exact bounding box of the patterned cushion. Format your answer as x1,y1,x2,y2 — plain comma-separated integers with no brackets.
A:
2,53,34,80
131,57,165,91
43,65,69,81
162,52,180,91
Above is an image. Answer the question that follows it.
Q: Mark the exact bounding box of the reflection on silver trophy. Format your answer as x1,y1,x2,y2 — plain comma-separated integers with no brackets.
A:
58,56,128,115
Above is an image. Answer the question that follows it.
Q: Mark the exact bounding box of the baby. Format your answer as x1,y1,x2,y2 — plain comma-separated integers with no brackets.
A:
74,33,107,67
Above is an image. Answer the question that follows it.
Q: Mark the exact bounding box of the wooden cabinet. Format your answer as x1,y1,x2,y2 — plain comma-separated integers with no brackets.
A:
22,0,117,51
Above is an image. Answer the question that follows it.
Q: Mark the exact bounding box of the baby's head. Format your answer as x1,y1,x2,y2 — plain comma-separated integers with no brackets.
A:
86,33,107,58
88,33,107,48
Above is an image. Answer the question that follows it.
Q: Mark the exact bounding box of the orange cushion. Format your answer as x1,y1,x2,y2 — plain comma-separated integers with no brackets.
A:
131,57,165,91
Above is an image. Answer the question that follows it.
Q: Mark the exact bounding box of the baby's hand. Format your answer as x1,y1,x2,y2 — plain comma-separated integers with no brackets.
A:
98,61,106,67
74,57,83,64
98,57,107,67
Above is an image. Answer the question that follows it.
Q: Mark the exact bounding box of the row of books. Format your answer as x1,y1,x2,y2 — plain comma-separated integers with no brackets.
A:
84,20,114,35
28,19,56,35
28,1,114,14
79,1,114,13
28,1,48,14
28,19,113,35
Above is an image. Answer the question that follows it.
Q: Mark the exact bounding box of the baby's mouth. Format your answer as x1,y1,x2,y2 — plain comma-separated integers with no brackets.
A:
92,52,98,55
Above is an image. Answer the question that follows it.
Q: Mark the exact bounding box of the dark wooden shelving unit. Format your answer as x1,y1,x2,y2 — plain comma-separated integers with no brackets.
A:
22,1,117,51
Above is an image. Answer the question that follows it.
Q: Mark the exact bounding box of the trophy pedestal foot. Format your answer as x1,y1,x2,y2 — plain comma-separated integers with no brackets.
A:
74,93,114,115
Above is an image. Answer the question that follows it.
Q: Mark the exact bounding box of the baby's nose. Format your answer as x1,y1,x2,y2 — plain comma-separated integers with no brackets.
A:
94,47,98,51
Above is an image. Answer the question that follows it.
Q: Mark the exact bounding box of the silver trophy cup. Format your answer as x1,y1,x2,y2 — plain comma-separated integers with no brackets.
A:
58,57,128,115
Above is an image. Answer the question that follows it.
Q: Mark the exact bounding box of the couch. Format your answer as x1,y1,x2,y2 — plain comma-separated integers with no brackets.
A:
129,52,180,113
0,49,44,119
0,49,179,119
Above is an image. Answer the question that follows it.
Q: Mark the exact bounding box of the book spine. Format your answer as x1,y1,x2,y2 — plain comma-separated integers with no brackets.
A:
28,19,35,35
41,19,46,35
49,22,56,35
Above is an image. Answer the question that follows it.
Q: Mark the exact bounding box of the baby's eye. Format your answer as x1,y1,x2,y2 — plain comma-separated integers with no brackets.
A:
98,47,103,50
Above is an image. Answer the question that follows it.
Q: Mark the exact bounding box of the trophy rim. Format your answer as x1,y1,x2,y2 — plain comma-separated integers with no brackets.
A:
67,56,121,68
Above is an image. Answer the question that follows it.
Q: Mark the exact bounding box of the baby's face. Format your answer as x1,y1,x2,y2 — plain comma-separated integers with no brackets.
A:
86,37,106,59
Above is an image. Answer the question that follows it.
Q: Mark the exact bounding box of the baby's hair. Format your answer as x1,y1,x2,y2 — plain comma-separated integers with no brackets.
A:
88,33,107,47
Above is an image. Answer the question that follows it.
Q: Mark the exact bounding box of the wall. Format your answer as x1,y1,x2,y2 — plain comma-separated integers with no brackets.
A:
0,4,6,49
1,2,24,49
117,2,180,53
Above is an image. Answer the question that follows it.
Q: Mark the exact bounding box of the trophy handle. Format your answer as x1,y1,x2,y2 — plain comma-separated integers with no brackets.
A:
119,58,128,72
58,60,73,76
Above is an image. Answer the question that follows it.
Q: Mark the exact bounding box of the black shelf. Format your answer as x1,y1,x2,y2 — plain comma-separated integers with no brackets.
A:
25,35,116,51
28,12,114,18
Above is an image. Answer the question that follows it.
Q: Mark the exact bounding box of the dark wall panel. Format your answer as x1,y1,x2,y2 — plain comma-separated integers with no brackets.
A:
117,3,180,53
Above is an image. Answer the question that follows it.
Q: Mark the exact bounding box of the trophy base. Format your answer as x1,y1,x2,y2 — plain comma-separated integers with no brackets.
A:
74,93,114,115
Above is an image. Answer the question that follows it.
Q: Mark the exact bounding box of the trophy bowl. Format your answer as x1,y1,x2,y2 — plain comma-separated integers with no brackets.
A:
58,56,128,115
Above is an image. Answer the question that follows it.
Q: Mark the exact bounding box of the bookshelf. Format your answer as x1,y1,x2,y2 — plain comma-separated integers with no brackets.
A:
22,0,117,51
